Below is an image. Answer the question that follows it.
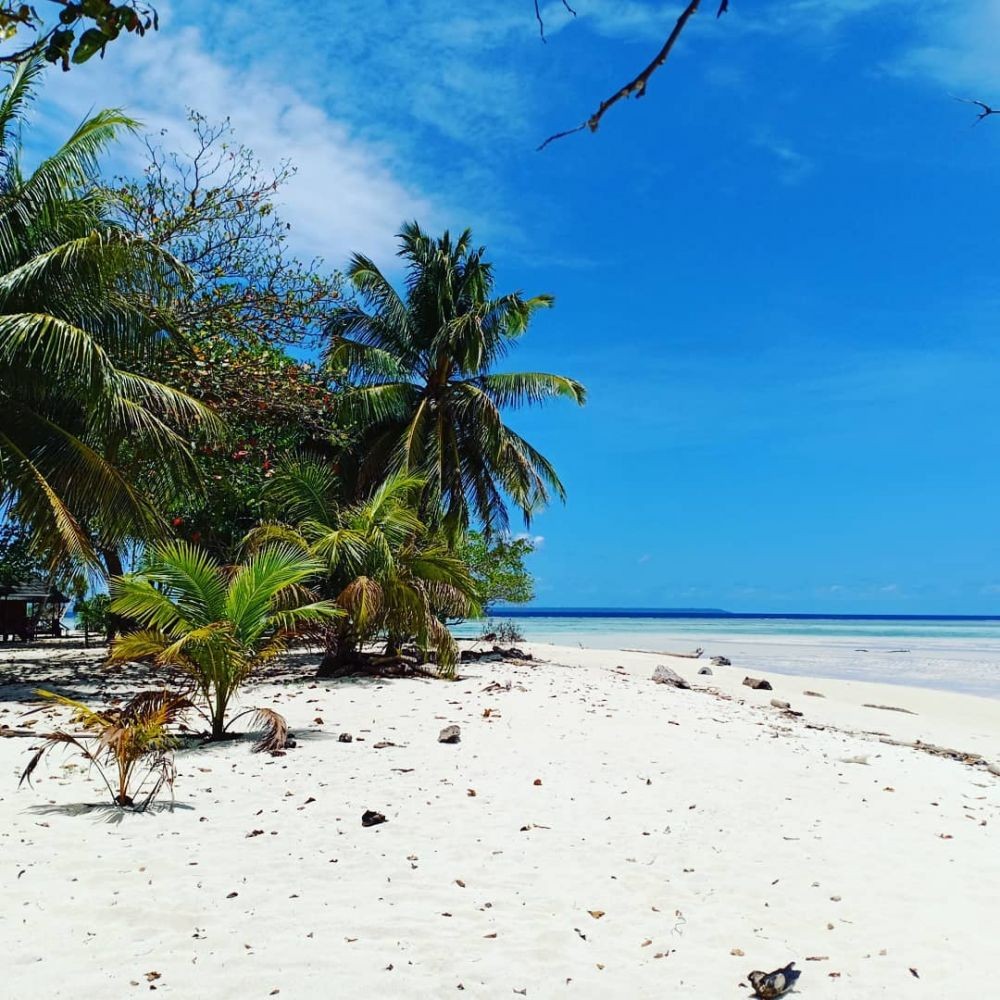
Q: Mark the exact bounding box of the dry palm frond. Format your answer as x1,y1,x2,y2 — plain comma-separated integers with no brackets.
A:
19,688,192,809
248,707,289,754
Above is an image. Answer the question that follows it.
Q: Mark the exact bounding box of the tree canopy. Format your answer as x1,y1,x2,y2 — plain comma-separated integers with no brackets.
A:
326,222,586,541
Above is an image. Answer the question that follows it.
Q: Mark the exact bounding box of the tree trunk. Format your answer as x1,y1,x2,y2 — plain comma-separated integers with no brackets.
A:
100,547,125,641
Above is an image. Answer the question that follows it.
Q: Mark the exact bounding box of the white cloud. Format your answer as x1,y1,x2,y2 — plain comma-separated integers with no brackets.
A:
891,0,1000,93
516,533,546,548
35,19,437,266
754,133,815,184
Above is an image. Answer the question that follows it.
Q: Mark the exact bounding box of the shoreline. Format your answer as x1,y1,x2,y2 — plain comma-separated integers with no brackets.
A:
457,628,1000,700
2,640,998,996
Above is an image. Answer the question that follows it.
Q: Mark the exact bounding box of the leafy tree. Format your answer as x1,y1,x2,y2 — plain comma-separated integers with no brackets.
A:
158,337,349,560
253,458,478,676
460,530,535,610
107,540,342,739
114,112,341,351
326,222,586,540
0,521,45,587
0,58,214,570
0,2,156,71
73,591,110,644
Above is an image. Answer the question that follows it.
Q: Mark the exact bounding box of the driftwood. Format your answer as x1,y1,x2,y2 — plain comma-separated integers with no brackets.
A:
461,646,532,663
863,703,917,715
625,647,704,659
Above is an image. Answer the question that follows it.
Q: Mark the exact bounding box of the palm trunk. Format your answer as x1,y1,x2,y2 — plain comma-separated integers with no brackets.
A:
100,547,125,641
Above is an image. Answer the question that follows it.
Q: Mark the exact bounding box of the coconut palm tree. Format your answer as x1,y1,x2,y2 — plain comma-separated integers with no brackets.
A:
252,457,478,676
0,58,212,570
107,540,342,739
324,222,586,540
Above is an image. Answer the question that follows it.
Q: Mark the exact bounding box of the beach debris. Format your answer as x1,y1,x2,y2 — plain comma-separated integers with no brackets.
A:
651,665,690,688
743,676,773,691
338,732,353,743
747,962,801,998
909,967,919,978
373,740,398,749
361,809,387,827
838,755,870,765
438,725,461,744
710,655,731,666
864,703,916,715
628,647,703,658
698,666,713,675
803,690,825,698
770,699,791,710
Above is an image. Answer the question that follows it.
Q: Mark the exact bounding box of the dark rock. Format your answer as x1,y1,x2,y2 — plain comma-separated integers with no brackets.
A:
742,676,773,691
338,732,353,743
710,655,731,666
361,810,386,827
651,665,690,689
698,666,713,676
438,725,461,744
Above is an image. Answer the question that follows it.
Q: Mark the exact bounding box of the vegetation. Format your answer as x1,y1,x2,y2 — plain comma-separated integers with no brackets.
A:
73,591,110,644
0,59,214,572
461,531,535,610
4,66,580,805
254,458,479,677
20,688,191,810
0,522,44,588
0,3,156,70
479,618,526,645
326,222,585,540
107,540,342,738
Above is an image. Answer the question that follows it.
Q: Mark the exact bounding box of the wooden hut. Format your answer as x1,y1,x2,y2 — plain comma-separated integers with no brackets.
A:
0,578,70,642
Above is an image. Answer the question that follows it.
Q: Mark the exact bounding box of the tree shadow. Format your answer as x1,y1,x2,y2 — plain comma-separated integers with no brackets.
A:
25,801,195,824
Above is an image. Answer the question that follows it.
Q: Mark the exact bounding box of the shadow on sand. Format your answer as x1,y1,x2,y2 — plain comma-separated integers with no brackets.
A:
24,800,195,824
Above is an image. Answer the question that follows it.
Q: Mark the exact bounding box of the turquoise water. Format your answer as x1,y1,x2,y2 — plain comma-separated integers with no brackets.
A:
452,614,1000,644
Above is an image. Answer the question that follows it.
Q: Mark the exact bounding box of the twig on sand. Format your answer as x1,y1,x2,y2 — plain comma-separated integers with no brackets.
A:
623,647,704,659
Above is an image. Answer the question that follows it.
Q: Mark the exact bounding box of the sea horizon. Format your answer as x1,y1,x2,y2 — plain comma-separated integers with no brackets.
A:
484,607,1000,622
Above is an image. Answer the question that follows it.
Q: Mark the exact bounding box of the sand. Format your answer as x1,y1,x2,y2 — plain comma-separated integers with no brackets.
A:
2,639,999,998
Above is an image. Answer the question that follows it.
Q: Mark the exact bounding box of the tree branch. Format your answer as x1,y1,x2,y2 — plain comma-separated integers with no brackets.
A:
538,0,729,150
533,0,577,43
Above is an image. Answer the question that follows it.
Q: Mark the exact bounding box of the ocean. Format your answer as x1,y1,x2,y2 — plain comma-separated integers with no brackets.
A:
452,610,1000,698
452,610,1000,643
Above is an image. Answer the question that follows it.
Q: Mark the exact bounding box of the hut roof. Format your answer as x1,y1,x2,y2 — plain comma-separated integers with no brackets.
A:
0,576,69,603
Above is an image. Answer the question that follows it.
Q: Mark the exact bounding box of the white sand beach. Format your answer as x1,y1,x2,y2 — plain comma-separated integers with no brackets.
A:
2,639,999,998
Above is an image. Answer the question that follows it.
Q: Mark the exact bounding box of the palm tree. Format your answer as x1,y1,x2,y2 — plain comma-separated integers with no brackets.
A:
252,457,478,676
20,689,194,810
107,540,342,739
325,222,586,539
0,58,213,570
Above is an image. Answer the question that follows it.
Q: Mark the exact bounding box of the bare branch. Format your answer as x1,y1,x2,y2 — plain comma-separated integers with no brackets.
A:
538,0,730,150
953,96,999,126
539,0,704,149
533,0,577,43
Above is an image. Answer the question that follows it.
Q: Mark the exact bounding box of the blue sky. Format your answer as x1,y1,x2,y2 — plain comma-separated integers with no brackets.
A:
29,0,1000,613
